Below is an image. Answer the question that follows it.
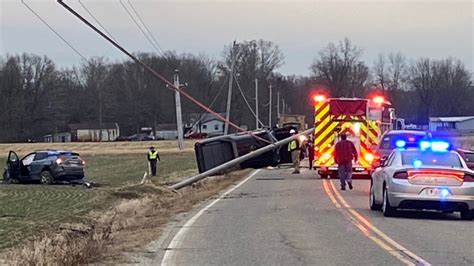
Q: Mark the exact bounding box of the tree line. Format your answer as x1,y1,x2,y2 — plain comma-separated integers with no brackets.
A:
0,38,472,142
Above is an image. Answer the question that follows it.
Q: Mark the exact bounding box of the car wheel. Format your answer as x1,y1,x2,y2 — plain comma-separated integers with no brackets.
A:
40,171,54,185
320,174,328,179
369,182,382,211
2,170,11,184
460,209,473,221
382,185,396,217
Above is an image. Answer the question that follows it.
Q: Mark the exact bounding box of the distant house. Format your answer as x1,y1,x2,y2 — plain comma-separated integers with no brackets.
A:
154,124,178,140
184,113,225,136
44,122,120,142
199,115,225,136
44,132,72,143
429,116,474,132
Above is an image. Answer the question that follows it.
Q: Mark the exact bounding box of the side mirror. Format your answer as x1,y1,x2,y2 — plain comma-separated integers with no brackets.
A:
373,155,388,168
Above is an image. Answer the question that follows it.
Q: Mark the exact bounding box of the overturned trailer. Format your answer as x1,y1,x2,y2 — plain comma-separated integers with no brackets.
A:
194,130,279,173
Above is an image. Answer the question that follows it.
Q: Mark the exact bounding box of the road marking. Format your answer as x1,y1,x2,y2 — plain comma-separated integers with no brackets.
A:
324,179,431,266
322,179,341,208
161,169,261,266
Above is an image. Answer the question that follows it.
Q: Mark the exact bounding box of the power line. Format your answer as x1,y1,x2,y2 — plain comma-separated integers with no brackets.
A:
21,0,86,61
57,0,270,143
187,75,229,131
78,0,118,43
119,0,163,55
127,0,166,55
233,72,265,127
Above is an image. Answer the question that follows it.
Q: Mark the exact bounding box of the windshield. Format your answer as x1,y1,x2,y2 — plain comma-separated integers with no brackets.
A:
380,134,425,150
401,150,462,168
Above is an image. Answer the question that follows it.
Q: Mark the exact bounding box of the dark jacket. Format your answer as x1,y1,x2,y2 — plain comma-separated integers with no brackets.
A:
335,140,358,164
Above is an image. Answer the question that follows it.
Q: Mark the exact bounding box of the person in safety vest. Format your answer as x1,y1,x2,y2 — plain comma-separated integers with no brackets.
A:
288,129,301,174
147,146,161,177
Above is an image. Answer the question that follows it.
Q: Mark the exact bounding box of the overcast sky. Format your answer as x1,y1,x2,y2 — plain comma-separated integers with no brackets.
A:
1,0,473,75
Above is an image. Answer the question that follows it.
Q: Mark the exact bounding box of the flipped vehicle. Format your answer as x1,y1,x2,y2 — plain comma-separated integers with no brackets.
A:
3,150,85,184
370,140,474,220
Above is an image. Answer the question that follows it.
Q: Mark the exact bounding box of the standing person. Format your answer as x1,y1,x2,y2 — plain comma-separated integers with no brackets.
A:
335,133,358,190
288,129,301,174
147,146,160,177
306,135,315,170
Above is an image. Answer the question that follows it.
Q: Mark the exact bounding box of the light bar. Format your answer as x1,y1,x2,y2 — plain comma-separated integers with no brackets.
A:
431,141,450,152
314,95,326,102
396,140,406,148
419,141,431,151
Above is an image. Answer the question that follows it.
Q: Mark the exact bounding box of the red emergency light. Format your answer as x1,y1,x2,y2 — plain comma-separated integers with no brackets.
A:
313,94,327,102
372,96,385,104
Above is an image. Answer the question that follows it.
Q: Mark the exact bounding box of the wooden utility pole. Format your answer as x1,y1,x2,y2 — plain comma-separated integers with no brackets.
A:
174,70,184,150
255,78,259,129
224,41,236,135
268,83,272,128
277,92,280,118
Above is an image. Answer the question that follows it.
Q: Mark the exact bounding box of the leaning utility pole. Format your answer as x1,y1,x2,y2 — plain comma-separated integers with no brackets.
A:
268,83,272,128
174,70,184,150
224,41,236,135
255,78,259,129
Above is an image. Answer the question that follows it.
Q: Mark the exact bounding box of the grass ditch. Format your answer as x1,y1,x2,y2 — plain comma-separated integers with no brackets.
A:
1,169,252,265
0,152,197,252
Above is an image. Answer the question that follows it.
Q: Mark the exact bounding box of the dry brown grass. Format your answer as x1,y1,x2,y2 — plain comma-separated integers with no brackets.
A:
0,140,197,156
0,169,252,265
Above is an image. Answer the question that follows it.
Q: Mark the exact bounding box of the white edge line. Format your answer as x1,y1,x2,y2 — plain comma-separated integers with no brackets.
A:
160,169,261,265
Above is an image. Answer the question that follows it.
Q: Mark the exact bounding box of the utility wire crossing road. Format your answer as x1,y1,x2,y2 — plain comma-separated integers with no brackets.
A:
150,166,474,265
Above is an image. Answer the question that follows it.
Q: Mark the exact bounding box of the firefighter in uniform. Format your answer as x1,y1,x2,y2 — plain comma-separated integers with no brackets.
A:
147,147,160,177
288,129,301,174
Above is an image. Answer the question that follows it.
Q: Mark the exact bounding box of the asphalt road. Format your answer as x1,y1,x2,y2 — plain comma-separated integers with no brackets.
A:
155,165,474,266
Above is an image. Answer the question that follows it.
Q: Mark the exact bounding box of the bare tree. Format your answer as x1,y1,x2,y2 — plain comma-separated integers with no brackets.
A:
373,54,388,92
311,38,367,97
387,52,407,91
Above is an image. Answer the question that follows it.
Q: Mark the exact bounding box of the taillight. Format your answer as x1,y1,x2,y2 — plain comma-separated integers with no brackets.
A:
393,171,408,179
81,159,86,165
464,173,474,182
364,153,374,162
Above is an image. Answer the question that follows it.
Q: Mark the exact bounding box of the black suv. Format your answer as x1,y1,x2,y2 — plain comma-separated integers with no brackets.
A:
3,150,85,184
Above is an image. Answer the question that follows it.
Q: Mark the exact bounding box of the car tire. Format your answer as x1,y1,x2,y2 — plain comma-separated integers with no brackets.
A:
369,182,382,211
320,174,328,179
382,185,397,217
40,171,54,185
460,209,474,221
2,170,11,184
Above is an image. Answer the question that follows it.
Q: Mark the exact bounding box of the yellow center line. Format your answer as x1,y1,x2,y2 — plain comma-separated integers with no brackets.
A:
323,179,431,266
323,180,341,208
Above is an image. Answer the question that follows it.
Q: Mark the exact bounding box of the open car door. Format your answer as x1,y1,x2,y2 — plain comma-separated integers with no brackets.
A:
5,151,20,180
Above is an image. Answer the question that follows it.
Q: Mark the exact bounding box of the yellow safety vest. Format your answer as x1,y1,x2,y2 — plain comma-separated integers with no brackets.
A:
288,140,298,151
148,151,158,160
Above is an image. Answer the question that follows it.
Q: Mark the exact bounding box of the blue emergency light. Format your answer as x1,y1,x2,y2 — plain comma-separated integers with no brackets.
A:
395,139,451,152
430,141,450,152
396,140,406,148
413,159,423,168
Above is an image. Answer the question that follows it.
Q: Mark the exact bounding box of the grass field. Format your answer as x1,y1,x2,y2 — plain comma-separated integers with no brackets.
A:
0,152,197,251
0,140,197,156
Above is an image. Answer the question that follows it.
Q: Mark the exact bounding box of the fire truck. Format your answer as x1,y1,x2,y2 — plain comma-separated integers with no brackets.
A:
312,95,395,178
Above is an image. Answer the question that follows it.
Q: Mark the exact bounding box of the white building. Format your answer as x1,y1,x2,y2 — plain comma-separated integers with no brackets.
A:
155,124,178,140
70,122,120,142
185,113,225,137
429,116,474,132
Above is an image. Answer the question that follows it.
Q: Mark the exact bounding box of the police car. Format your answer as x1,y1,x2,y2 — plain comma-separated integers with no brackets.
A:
3,150,85,184
369,140,474,220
